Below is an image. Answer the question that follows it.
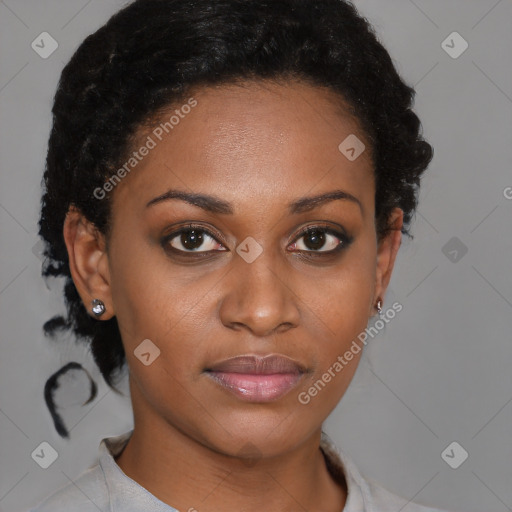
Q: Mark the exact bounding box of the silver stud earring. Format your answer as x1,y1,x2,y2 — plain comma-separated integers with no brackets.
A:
91,299,106,317
376,298,383,316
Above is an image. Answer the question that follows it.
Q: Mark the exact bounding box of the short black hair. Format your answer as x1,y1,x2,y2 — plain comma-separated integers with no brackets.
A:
38,0,433,394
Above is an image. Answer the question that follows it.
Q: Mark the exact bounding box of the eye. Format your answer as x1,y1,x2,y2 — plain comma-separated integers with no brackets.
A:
288,225,352,254
162,224,227,253
161,223,352,258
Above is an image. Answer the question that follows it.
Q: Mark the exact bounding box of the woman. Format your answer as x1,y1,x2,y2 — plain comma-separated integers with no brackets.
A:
30,0,451,510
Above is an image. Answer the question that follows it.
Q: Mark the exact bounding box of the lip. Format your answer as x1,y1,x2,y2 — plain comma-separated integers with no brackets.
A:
204,354,306,402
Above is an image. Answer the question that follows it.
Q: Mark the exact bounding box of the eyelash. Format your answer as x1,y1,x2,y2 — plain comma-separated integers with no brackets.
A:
161,223,353,259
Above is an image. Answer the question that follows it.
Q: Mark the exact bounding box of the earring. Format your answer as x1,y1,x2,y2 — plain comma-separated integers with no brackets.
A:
91,299,106,317
375,298,383,316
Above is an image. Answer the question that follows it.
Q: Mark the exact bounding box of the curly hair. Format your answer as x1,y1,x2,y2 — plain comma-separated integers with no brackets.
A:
38,0,433,396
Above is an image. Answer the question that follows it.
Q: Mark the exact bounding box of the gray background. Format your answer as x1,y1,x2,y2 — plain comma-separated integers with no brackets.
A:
0,1,511,511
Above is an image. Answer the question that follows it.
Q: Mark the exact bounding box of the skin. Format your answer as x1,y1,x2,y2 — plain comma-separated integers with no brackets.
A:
63,80,403,512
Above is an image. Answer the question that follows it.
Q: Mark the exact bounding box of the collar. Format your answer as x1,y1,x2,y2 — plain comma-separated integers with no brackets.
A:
99,429,373,512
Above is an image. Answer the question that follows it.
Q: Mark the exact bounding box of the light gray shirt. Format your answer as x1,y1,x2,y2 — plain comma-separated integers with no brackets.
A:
28,430,452,512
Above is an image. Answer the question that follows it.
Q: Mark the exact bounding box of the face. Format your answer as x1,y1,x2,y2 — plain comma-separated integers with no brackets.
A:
67,80,402,459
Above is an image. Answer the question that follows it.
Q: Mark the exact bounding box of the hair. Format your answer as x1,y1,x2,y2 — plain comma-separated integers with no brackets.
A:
38,0,433,398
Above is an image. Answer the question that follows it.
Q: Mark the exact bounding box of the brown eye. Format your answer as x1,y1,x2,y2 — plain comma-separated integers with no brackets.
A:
163,226,226,253
289,226,352,254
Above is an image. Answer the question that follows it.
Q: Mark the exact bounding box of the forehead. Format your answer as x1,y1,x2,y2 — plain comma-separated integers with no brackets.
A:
111,79,375,217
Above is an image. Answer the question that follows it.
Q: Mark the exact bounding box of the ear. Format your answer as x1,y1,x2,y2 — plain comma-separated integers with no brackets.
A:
63,206,115,320
373,207,403,313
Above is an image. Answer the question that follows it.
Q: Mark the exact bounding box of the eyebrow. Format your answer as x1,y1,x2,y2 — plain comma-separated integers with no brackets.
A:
146,188,363,215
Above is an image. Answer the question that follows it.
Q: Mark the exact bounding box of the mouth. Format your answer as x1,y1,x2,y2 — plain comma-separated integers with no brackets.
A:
204,354,306,402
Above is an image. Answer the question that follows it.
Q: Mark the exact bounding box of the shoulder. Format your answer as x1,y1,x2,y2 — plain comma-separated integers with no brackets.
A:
320,434,453,512
26,464,109,512
364,476,452,512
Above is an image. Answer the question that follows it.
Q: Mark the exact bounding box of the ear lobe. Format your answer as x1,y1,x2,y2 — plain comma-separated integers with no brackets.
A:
63,207,114,320
373,208,403,307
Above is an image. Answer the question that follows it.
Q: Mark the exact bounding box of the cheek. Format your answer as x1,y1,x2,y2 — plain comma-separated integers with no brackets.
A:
108,235,217,370
317,233,377,335
107,232,177,347
302,232,376,402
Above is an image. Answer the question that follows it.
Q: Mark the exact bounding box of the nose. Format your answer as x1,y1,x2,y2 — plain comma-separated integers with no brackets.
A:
219,249,301,337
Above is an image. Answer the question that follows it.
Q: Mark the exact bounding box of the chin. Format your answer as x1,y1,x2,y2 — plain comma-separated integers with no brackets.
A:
196,409,318,460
